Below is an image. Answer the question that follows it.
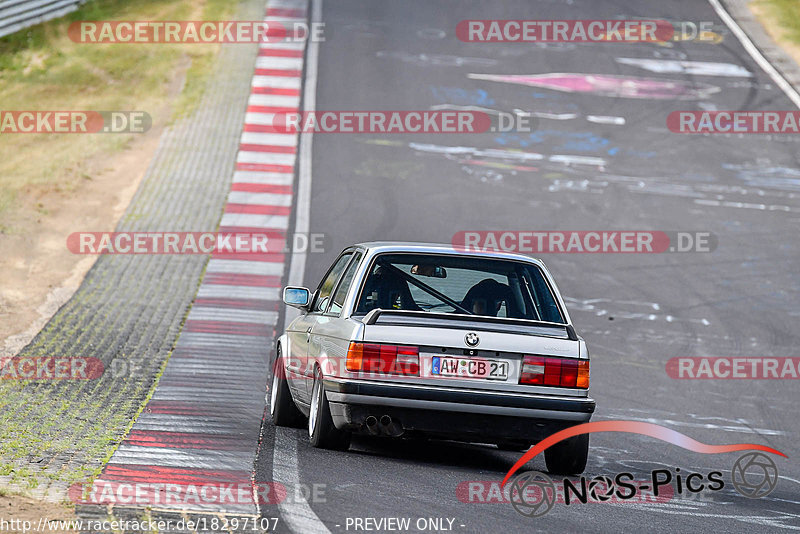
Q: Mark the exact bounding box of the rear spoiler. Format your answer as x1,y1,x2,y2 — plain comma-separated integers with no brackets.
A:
360,309,579,341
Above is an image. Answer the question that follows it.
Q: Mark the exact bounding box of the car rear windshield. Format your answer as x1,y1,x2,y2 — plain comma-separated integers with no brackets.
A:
354,253,565,323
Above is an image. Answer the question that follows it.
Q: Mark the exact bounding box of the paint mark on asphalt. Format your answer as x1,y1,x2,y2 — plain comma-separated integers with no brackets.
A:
377,51,497,67
564,297,711,326
587,115,626,125
468,72,721,100
615,58,752,77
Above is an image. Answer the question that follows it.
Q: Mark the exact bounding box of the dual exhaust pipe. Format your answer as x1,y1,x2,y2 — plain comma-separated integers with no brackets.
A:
365,415,403,437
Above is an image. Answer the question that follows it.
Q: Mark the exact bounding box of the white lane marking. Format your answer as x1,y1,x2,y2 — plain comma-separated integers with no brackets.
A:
178,333,268,347
252,75,302,89
247,94,302,108
256,56,304,70
112,446,254,468
244,112,280,125
265,18,307,26
259,41,306,51
206,259,284,276
237,150,297,166
188,307,279,324
241,131,299,146
228,191,293,206
268,0,305,6
106,416,244,435
155,371,266,382
708,0,800,109
197,285,281,301
219,213,289,229
272,0,330,532
233,170,295,185
274,429,332,534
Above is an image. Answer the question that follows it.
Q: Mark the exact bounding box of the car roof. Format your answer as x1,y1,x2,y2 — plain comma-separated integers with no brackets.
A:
353,241,545,266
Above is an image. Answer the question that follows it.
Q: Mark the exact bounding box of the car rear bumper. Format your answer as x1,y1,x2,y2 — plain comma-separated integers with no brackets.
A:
324,378,595,442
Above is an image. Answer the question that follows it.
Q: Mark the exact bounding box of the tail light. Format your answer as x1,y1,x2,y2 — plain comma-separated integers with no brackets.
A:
346,342,419,375
520,355,589,389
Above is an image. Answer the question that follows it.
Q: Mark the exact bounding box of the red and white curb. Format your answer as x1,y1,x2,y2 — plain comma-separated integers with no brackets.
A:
89,0,309,516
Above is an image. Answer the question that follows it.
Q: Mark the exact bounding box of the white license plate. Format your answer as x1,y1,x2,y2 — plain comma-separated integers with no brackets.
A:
431,356,509,380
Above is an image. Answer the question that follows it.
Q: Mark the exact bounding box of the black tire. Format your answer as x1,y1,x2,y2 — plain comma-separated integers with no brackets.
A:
269,347,305,428
308,367,351,450
496,440,530,452
544,432,589,475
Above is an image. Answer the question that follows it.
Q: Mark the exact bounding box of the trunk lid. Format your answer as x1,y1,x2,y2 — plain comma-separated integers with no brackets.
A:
354,310,585,396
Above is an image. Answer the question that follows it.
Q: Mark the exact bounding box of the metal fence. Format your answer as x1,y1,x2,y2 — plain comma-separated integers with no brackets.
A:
0,0,85,39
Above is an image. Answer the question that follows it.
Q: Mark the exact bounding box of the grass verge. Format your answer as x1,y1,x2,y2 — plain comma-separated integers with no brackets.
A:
750,0,800,65
0,0,239,491
0,0,235,226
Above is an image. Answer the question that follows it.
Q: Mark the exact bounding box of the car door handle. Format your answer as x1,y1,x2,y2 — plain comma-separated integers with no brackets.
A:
306,326,312,342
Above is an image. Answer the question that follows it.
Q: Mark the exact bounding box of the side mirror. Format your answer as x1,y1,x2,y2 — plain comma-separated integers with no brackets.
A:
283,286,310,309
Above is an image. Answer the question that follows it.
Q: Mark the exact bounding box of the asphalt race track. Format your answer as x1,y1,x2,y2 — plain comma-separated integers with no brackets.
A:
4,0,799,532
254,0,800,532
